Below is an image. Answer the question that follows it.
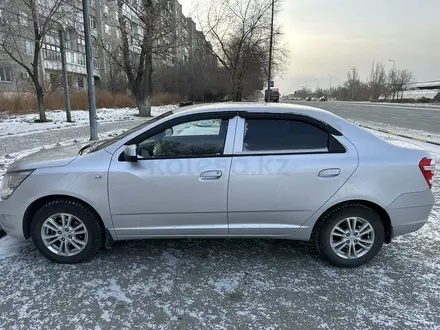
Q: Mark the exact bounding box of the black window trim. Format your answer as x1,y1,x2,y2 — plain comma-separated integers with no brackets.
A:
238,111,343,136
237,112,346,155
120,111,237,161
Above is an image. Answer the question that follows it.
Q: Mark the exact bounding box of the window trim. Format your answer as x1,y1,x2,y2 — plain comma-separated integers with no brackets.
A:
233,116,345,155
238,111,342,136
120,112,238,161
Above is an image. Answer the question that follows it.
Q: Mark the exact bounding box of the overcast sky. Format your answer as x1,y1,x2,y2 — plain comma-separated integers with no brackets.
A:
179,0,440,94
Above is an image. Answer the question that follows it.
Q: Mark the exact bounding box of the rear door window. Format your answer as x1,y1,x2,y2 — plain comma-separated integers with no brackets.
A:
243,119,329,152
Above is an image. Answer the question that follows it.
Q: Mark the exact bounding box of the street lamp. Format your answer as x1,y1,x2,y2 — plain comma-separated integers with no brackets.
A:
316,79,319,90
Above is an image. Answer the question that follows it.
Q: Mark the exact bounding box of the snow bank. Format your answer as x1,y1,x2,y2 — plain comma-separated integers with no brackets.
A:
0,105,177,137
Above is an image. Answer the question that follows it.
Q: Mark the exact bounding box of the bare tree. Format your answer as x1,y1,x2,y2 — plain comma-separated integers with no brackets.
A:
368,62,387,101
0,0,72,121
101,0,179,117
395,69,414,100
197,0,285,101
344,67,360,101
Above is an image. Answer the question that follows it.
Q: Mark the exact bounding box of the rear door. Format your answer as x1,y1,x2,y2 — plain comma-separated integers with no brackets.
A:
227,113,358,236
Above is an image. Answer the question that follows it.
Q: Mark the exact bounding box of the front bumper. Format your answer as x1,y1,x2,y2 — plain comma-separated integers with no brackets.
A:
0,198,27,240
386,189,435,238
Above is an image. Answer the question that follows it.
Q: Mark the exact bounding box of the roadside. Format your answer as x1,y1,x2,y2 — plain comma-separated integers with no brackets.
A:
333,100,440,110
0,105,176,137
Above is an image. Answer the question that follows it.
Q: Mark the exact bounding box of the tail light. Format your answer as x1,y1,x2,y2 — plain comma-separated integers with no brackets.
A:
419,158,435,189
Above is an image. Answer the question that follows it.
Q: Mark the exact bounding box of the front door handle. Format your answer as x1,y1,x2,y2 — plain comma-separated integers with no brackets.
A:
199,170,222,181
318,168,341,178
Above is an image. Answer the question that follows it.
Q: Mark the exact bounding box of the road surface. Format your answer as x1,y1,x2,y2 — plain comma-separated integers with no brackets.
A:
283,100,440,134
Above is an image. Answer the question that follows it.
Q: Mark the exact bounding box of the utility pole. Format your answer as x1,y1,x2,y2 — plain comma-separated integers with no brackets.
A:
59,28,71,122
389,59,396,101
265,0,275,102
351,67,355,101
83,0,98,140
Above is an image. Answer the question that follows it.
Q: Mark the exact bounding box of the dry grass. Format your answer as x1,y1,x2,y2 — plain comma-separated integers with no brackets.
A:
152,93,182,106
0,91,181,117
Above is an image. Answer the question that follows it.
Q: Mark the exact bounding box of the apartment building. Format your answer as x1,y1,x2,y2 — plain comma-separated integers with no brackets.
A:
0,0,216,94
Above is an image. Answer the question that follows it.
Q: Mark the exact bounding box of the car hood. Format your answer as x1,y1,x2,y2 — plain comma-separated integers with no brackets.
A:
7,143,88,172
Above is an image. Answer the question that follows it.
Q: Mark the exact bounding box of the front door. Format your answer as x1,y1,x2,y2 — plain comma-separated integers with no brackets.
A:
108,115,236,238
228,115,358,236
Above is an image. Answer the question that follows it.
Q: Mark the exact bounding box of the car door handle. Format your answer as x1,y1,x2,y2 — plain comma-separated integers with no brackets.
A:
318,168,341,177
199,170,222,181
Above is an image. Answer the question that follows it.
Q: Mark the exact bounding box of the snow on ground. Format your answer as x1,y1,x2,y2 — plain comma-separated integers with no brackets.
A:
355,119,440,144
336,100,440,110
0,128,129,186
0,105,177,137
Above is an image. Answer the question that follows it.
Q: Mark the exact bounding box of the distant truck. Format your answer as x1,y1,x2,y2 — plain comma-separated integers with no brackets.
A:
266,87,280,102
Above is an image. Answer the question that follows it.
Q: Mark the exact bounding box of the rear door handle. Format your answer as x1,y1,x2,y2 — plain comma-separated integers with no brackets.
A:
318,168,341,178
199,170,222,181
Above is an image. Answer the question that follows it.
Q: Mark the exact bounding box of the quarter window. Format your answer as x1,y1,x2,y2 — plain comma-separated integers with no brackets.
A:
137,118,228,158
243,119,329,152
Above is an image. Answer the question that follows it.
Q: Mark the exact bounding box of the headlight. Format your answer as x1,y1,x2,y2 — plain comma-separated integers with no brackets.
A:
1,170,33,200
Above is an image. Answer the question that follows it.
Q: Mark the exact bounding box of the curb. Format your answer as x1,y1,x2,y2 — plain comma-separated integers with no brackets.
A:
357,124,440,147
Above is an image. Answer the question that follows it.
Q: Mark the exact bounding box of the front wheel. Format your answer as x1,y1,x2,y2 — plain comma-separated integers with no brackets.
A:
314,204,385,267
31,199,104,264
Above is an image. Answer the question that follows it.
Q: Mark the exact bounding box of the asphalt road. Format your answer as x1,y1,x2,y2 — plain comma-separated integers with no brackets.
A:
283,100,440,134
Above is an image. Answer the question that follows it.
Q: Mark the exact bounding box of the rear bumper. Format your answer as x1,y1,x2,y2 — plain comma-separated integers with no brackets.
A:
386,189,435,238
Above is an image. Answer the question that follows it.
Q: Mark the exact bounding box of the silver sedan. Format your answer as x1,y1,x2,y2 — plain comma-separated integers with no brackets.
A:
0,103,435,267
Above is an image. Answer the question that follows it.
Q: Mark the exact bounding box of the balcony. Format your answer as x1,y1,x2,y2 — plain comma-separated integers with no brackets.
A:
42,49,101,78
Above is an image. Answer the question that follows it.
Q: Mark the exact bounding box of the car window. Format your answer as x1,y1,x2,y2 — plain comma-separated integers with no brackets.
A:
243,119,329,152
170,119,222,136
137,118,228,158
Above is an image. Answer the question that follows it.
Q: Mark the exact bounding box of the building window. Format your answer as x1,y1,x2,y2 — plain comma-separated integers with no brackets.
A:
19,11,28,26
78,76,85,88
0,66,13,82
90,15,96,29
131,22,139,35
24,40,33,55
93,58,100,69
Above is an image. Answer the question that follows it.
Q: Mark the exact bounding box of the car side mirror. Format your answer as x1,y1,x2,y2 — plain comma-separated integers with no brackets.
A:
124,145,138,162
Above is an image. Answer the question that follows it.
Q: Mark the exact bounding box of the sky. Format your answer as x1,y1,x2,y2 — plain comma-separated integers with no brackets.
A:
179,0,440,94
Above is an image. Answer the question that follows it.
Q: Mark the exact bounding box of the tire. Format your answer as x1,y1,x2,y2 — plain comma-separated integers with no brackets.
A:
31,199,104,264
313,204,385,268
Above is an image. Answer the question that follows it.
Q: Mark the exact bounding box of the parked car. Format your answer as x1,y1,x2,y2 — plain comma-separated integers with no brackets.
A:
311,97,318,101
319,96,327,102
0,104,435,267
305,97,312,101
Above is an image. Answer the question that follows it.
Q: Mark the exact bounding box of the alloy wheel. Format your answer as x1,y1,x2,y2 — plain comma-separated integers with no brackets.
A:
330,217,375,259
40,213,89,256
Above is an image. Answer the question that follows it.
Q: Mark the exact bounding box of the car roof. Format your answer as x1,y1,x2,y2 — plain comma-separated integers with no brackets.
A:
175,102,326,116
173,102,345,130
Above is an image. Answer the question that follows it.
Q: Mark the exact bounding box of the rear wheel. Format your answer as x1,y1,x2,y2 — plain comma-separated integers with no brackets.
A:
314,204,385,267
31,199,104,264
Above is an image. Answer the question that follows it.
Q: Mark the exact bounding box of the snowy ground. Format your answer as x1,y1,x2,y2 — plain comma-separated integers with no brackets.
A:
0,115,440,329
0,105,177,137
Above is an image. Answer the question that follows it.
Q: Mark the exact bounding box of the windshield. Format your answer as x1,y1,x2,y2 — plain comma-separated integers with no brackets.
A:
91,111,174,152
